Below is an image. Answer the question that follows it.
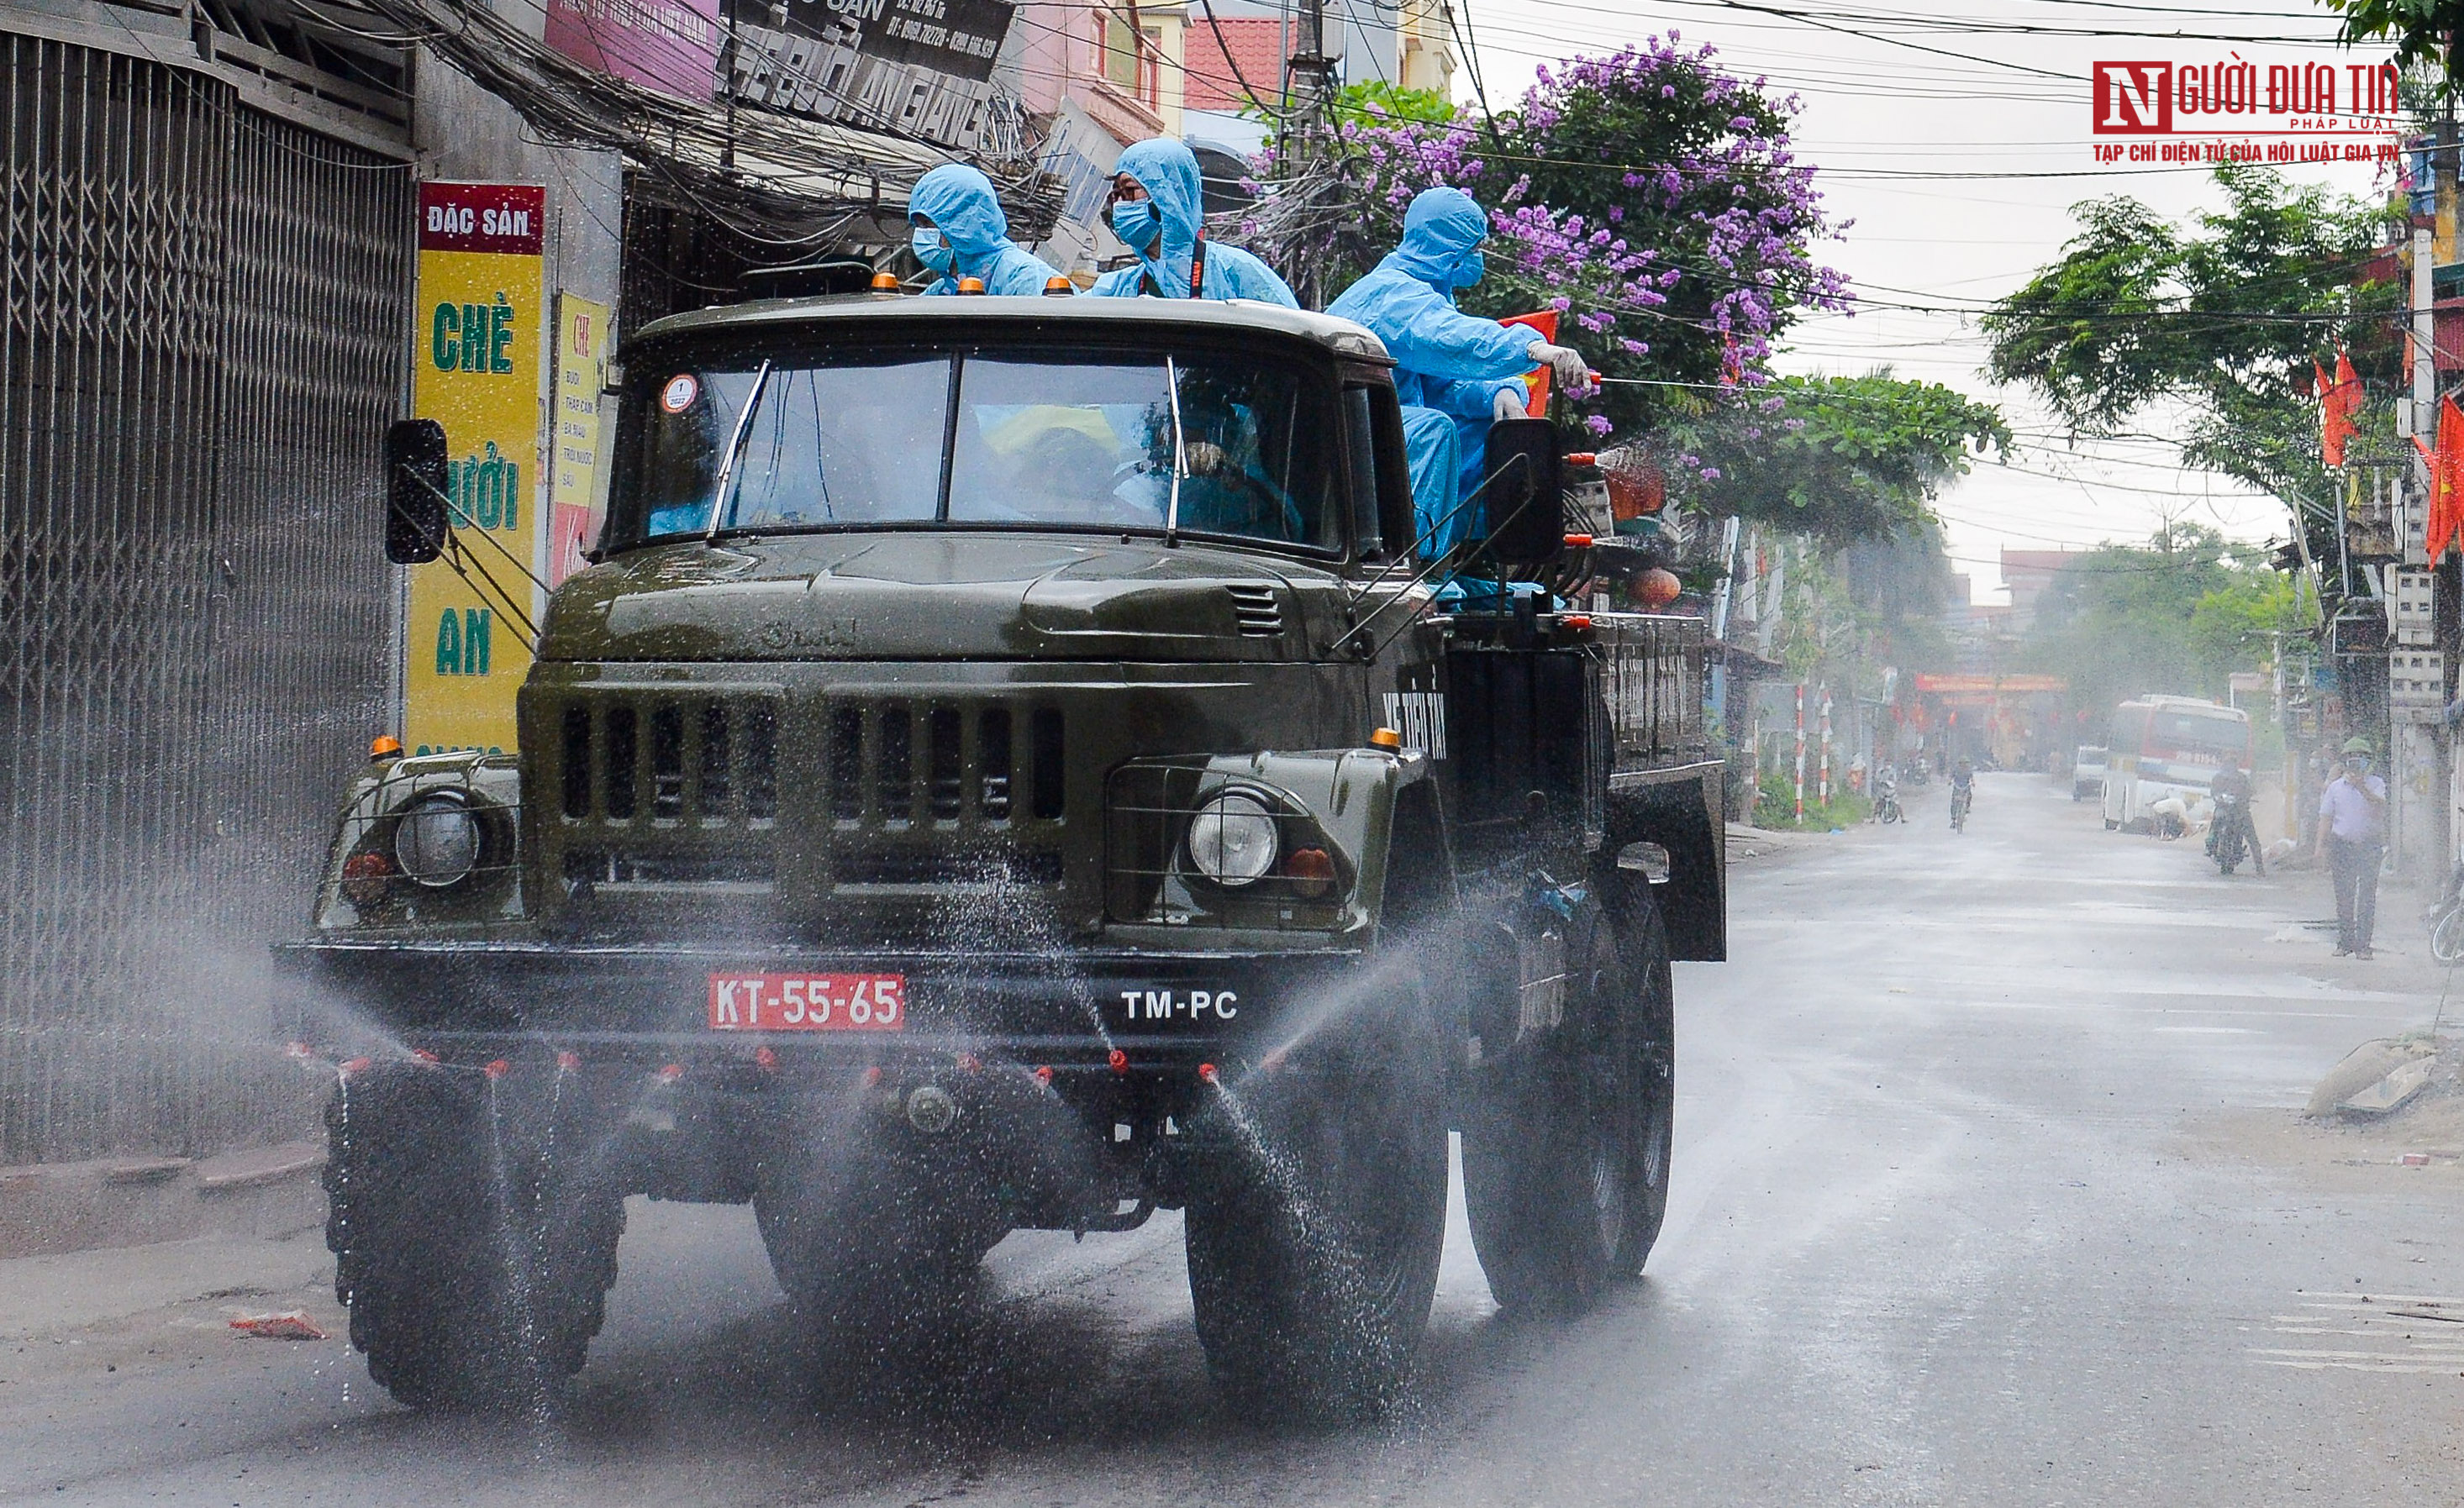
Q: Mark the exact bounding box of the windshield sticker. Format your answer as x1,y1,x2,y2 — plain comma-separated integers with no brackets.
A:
660,374,698,413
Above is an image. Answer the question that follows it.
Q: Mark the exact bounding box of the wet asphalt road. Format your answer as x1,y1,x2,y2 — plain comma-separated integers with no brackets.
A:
8,771,2463,1505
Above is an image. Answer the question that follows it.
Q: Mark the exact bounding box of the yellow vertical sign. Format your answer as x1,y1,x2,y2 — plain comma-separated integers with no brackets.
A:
548,293,609,587
406,182,547,755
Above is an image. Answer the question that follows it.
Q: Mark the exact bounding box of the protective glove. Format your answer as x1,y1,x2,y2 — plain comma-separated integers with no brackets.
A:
1527,340,1592,395
1493,384,1529,422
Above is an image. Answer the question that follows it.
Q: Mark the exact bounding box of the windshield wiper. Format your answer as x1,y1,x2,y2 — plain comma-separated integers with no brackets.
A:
1162,355,1187,549
704,359,774,544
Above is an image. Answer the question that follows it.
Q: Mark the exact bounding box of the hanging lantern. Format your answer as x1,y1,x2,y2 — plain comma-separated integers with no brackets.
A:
1599,447,1667,525
1639,568,1683,608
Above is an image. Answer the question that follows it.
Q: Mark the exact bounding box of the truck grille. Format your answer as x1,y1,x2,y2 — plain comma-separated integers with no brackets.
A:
824,700,1066,826
1225,584,1282,638
545,690,1071,904
560,696,778,824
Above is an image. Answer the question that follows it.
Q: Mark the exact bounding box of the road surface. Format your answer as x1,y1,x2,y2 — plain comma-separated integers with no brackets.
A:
7,772,2460,1505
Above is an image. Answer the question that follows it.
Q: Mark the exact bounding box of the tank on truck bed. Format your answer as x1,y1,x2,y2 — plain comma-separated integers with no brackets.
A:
275,293,1725,1420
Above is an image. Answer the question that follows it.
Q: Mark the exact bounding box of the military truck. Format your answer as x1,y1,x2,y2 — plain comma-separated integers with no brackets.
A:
276,295,1724,1420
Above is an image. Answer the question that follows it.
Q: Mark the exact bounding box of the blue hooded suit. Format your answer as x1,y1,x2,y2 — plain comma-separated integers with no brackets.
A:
1085,139,1298,306
908,164,1063,297
1325,187,1536,556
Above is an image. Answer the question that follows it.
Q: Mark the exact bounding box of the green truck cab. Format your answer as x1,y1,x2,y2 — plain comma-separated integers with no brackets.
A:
276,295,1724,1419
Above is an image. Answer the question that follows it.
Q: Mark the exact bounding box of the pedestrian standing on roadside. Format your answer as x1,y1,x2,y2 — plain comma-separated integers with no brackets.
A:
2312,737,2388,958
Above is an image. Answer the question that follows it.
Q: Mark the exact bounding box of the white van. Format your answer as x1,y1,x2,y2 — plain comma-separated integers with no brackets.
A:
2072,745,2105,802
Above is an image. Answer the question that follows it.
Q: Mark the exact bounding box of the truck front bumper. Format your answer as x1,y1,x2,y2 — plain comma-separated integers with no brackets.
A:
271,937,1366,1075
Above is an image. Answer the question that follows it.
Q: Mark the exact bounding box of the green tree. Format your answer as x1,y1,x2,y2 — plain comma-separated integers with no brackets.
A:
2023,524,2294,716
1244,42,1845,435
2190,570,2307,677
1328,81,1457,127
1670,370,2012,545
2318,2,2464,87
1980,164,2398,509
1841,523,1960,673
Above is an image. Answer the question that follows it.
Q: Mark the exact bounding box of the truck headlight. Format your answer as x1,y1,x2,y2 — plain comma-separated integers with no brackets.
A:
1186,791,1278,887
394,795,480,888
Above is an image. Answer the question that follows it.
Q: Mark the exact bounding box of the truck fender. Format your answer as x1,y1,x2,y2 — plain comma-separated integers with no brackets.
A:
1107,746,1431,937
1606,759,1725,962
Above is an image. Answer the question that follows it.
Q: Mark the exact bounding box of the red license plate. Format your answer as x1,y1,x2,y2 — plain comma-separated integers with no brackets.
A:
707,973,907,1032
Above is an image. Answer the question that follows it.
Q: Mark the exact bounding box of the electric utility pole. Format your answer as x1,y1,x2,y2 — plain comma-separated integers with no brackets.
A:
1278,0,1340,307
2435,103,2461,879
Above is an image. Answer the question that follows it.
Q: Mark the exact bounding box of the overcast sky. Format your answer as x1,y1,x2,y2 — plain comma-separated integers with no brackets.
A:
1455,0,2391,602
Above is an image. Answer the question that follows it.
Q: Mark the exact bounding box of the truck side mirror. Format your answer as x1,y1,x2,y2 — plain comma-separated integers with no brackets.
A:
1480,417,1565,569
384,418,450,565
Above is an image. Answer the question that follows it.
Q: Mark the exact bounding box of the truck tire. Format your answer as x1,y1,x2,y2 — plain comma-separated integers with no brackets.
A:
324,1065,624,1410
1462,881,1674,1313
1603,875,1677,1278
754,1129,1006,1348
1183,986,1449,1421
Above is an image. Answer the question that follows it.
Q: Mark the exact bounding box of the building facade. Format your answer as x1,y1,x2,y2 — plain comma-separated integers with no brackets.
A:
0,0,1019,1163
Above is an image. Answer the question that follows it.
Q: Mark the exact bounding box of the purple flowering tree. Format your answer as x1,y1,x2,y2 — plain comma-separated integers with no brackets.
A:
1242,36,1850,439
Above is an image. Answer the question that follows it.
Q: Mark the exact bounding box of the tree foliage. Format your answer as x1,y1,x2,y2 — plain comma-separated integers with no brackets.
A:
2022,523,2306,715
1979,164,2398,505
1668,371,2011,544
2319,0,2464,88
1778,525,1962,681
1242,39,1849,438
1323,81,1457,128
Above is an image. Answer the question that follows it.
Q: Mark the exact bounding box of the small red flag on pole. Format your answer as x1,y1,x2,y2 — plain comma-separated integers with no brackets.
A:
2426,394,2464,565
2321,352,2361,468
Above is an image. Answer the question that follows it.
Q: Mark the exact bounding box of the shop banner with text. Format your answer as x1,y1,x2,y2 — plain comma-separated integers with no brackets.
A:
550,293,609,587
407,181,547,755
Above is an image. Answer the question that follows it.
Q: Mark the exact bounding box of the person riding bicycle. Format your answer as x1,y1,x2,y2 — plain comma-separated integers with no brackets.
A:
1949,758,1975,828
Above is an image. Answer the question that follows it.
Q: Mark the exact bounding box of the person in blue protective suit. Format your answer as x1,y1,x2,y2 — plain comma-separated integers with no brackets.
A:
908,163,1065,297
1325,187,1591,557
1086,139,1298,306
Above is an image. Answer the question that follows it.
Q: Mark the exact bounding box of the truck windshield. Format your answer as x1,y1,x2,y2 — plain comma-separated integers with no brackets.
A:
614,346,1339,552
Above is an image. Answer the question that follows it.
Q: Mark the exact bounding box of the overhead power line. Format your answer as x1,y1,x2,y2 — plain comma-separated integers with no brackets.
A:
345,0,1058,248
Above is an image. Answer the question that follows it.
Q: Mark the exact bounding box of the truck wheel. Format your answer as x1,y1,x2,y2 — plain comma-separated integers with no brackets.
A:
1462,884,1673,1314
1183,990,1449,1421
1605,880,1677,1278
324,1065,624,1410
754,1132,1006,1346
